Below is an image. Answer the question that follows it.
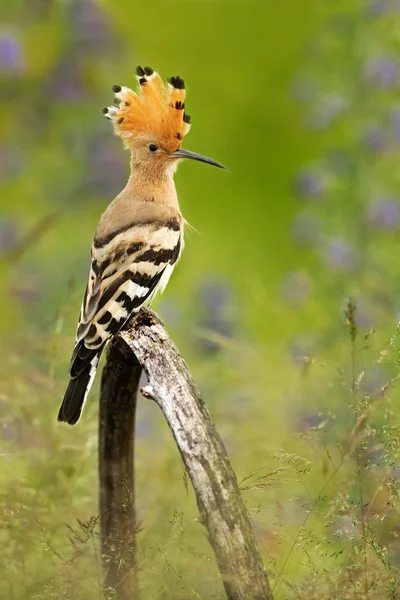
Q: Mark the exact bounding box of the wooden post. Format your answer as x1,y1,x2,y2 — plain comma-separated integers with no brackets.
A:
99,336,141,599
99,308,273,599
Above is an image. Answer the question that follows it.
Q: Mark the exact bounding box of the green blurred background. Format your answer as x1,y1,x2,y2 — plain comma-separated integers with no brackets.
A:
2,0,400,598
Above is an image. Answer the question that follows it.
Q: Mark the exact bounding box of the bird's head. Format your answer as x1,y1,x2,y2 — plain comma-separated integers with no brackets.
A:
103,66,225,177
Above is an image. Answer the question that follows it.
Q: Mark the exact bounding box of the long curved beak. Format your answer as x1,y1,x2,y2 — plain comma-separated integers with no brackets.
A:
172,147,226,169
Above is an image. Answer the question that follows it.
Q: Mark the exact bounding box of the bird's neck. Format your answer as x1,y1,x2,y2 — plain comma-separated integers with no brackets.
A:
126,161,179,210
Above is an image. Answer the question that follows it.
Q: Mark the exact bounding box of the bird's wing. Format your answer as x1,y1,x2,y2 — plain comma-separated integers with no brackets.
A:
69,218,182,378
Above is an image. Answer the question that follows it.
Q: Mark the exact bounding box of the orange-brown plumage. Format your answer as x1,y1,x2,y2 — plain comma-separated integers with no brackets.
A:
104,66,191,154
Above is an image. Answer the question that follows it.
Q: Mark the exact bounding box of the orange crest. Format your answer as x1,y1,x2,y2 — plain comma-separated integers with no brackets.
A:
102,66,191,153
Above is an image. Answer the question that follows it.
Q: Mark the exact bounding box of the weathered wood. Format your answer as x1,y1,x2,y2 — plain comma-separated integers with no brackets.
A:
118,309,273,600
99,336,142,599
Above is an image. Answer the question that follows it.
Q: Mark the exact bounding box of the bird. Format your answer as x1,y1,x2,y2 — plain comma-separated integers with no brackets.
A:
58,65,225,425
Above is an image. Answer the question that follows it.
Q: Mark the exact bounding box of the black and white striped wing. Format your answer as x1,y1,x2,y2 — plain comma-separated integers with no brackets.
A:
69,221,182,378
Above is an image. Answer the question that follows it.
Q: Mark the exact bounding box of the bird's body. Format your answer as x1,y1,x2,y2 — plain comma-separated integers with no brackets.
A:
58,66,224,425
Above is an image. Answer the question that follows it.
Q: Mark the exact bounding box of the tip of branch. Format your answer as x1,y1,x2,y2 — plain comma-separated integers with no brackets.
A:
140,386,156,401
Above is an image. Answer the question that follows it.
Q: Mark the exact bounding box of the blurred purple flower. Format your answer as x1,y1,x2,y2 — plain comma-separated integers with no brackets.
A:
198,277,234,353
87,134,127,197
69,0,113,52
12,287,41,305
323,238,357,271
200,277,232,315
368,0,390,15
362,125,388,154
368,0,400,16
367,198,400,230
46,60,84,102
287,336,315,366
280,271,313,306
351,296,375,329
11,270,44,305
295,409,326,432
365,56,398,88
391,107,400,141
294,168,326,200
362,365,390,396
291,211,321,246
157,298,183,329
0,32,24,74
0,219,18,253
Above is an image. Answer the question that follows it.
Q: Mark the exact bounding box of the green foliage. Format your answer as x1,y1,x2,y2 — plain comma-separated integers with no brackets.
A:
2,0,400,598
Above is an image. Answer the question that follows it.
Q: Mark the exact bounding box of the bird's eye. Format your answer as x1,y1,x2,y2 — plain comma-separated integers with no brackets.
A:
149,144,158,152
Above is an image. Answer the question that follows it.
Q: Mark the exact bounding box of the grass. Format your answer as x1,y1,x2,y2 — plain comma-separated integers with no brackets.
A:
1,296,400,599
2,0,400,598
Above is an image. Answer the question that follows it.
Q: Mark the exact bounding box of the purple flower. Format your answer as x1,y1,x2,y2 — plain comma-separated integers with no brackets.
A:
287,336,315,365
157,299,182,329
197,277,234,352
295,410,326,432
0,32,24,74
291,212,322,246
365,56,398,88
391,107,400,141
11,270,44,304
200,277,233,332
363,125,388,154
323,238,357,271
86,134,127,197
69,0,113,52
294,168,326,200
12,287,40,305
201,278,232,314
368,0,390,15
0,219,18,253
280,271,313,306
351,296,375,329
367,198,400,230
368,0,400,17
46,60,84,102
362,365,390,396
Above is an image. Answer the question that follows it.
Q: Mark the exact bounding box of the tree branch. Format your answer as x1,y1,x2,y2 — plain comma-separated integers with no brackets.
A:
115,308,274,600
99,335,141,599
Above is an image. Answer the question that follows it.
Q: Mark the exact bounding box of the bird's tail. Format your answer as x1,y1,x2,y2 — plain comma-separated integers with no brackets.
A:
58,348,103,425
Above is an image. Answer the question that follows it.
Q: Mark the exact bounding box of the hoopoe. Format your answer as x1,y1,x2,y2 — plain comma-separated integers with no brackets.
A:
58,66,225,425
